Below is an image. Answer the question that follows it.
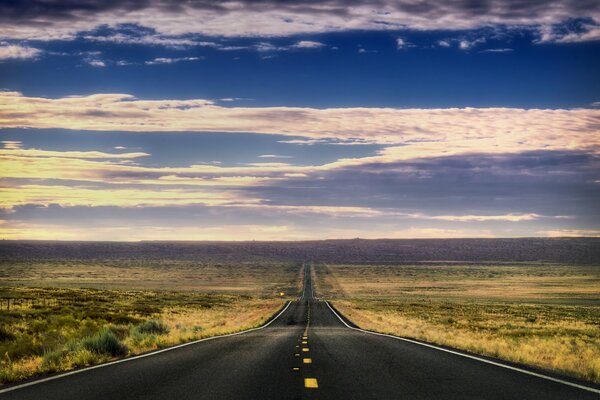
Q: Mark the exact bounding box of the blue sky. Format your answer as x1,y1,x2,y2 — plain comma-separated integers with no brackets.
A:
0,0,599,240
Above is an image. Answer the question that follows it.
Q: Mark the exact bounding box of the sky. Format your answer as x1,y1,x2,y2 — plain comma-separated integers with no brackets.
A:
0,0,599,241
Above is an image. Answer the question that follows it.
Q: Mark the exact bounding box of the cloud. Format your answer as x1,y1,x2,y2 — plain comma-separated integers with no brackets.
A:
0,148,149,159
258,154,293,159
2,140,22,149
1,143,597,239
480,48,513,53
87,59,106,67
0,184,251,208
1,1,598,42
395,37,414,49
458,37,486,50
537,21,600,43
437,40,451,47
539,229,600,237
145,56,200,65
253,40,326,52
1,92,598,163
0,43,42,60
291,40,325,49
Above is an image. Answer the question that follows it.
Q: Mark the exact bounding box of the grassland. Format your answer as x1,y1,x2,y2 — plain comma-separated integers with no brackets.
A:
0,286,286,385
0,259,299,385
315,263,600,383
0,259,299,295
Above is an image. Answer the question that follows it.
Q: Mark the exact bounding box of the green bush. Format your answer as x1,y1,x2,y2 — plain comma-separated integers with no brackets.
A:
41,349,64,372
81,329,128,357
108,324,130,340
136,320,169,335
0,326,15,341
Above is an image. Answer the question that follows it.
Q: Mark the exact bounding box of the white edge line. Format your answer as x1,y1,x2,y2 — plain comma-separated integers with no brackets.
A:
0,300,293,395
324,301,600,395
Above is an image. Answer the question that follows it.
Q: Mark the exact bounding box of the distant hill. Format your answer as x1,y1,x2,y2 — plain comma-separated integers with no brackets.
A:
1,238,599,264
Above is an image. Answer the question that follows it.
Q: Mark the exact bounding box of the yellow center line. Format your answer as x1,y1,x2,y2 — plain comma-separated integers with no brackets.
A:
303,358,312,364
304,378,319,388
302,348,309,352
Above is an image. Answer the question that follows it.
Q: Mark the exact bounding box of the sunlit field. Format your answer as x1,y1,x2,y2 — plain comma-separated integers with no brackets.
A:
316,263,600,383
0,259,299,295
0,259,298,385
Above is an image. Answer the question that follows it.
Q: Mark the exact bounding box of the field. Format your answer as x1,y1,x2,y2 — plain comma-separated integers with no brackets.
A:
0,286,285,384
0,258,299,385
316,263,600,383
0,259,300,295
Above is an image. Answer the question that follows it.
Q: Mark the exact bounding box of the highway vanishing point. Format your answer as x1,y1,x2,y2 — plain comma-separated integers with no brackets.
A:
1,264,599,399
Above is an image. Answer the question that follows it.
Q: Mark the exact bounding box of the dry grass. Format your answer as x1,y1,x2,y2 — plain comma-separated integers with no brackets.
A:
0,286,285,385
316,263,600,383
317,263,600,302
0,259,298,296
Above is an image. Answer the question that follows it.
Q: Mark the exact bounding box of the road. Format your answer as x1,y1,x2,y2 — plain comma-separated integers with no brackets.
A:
2,264,598,399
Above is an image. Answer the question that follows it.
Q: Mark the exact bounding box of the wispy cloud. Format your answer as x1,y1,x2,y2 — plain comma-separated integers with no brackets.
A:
480,48,513,53
145,56,200,65
1,140,22,149
87,59,106,67
1,92,598,162
395,37,414,49
0,43,42,60
258,154,293,159
537,21,600,43
0,148,149,159
291,40,325,49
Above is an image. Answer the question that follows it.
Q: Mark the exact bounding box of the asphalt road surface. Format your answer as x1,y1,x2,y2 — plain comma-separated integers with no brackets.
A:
2,265,599,399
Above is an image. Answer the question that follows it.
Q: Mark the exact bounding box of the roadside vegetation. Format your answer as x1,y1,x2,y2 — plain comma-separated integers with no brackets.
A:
0,286,285,385
317,263,600,383
0,259,299,295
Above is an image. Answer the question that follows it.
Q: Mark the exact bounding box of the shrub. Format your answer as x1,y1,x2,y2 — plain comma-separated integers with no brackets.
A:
68,348,97,367
41,350,64,372
0,326,15,341
81,329,128,357
136,320,169,335
108,324,130,340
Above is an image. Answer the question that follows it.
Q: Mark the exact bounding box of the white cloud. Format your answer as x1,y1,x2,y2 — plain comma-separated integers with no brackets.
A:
0,147,149,159
539,229,600,237
145,56,200,65
480,48,513,53
2,140,22,149
458,37,486,50
87,59,106,67
1,92,598,164
0,43,42,60
253,40,325,52
537,23,600,43
258,154,293,159
83,33,198,47
396,37,406,49
291,40,325,49
437,40,451,47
